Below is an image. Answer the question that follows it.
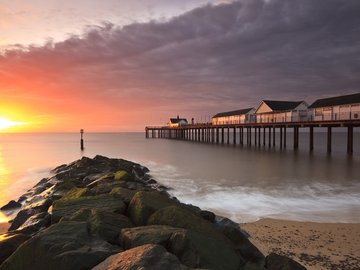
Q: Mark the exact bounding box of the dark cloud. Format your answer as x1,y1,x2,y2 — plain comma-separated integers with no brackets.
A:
1,0,360,129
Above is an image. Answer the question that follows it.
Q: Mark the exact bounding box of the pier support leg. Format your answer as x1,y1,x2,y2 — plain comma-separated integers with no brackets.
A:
221,128,225,144
268,127,271,148
347,126,353,155
240,128,244,145
294,127,299,150
255,127,257,145
258,127,261,146
263,127,265,146
227,127,230,144
273,126,276,147
284,127,287,148
233,127,236,145
327,127,332,153
249,127,252,146
280,127,283,149
309,126,314,152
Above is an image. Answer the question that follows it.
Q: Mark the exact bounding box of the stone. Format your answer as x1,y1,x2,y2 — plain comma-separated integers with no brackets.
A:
265,253,307,270
8,208,41,231
120,225,186,249
15,212,51,235
25,198,52,212
168,230,243,270
110,187,137,205
92,244,189,270
127,191,178,225
0,221,121,270
0,234,30,264
62,187,91,199
221,225,265,265
199,210,215,223
62,208,133,244
0,200,21,211
52,194,126,223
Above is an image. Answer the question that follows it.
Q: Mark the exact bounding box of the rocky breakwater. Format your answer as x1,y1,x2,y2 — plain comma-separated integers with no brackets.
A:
0,155,307,270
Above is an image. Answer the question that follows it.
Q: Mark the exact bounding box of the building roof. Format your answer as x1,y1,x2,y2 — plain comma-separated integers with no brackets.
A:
170,118,187,124
261,100,304,112
309,93,360,108
212,108,254,118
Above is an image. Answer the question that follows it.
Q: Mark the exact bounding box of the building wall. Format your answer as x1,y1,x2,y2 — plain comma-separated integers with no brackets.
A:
212,111,255,125
311,103,360,121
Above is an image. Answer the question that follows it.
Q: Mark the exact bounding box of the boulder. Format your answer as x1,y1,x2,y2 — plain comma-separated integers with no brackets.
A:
120,225,186,249
0,221,121,270
62,208,133,244
52,194,126,223
110,187,137,205
0,234,30,264
92,244,189,270
221,225,265,265
62,187,91,199
25,198,52,212
127,191,178,225
0,200,21,211
8,208,41,231
265,253,307,270
14,212,51,235
169,230,243,270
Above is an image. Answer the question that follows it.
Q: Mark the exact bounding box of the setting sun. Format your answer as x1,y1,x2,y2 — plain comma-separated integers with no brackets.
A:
0,117,26,130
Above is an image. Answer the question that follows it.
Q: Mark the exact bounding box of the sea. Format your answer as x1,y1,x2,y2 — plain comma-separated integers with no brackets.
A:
0,132,359,224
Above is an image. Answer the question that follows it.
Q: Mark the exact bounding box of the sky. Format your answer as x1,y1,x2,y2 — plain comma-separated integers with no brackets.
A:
0,0,359,132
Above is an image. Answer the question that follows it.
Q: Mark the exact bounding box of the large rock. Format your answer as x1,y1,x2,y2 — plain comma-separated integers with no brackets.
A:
221,225,265,265
0,221,121,270
62,208,133,244
148,205,244,270
110,187,137,205
265,253,307,270
127,191,178,225
52,194,126,223
62,187,91,199
92,244,189,270
8,208,41,231
0,200,21,211
0,234,30,264
169,230,243,270
120,225,186,249
14,212,51,235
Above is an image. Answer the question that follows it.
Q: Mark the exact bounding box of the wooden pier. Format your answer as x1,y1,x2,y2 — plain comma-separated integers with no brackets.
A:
145,120,360,155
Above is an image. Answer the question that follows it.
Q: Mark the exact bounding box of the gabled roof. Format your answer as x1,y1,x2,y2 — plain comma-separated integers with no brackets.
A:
309,93,360,108
260,100,305,112
170,118,187,124
212,108,254,118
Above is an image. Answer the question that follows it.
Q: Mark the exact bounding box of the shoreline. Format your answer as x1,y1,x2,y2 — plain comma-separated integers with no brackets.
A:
242,218,360,270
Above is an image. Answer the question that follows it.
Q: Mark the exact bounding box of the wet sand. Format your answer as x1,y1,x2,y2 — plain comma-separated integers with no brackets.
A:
0,222,9,234
242,218,360,270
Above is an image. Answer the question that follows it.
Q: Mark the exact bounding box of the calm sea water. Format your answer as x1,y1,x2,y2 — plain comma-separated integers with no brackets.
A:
0,132,359,223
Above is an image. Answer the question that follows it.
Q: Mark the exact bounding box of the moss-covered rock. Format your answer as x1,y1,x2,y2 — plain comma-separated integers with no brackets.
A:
147,205,218,236
52,194,126,223
0,221,121,270
120,225,186,249
265,253,307,270
62,208,133,244
169,230,243,270
110,187,137,204
0,234,30,264
127,191,179,225
114,170,127,181
221,226,265,265
92,244,189,270
62,187,91,200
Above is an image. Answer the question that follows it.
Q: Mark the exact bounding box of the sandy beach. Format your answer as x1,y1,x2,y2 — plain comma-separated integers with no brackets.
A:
0,222,9,235
242,218,360,270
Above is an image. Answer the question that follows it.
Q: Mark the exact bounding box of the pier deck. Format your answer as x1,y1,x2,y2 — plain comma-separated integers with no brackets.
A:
145,120,360,155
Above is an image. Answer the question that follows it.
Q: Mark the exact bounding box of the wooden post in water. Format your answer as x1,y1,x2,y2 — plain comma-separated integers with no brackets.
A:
233,127,236,145
280,127,283,149
227,127,230,144
273,126,276,147
268,127,271,148
293,127,299,150
255,127,257,145
80,129,84,150
284,126,287,148
263,127,266,146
